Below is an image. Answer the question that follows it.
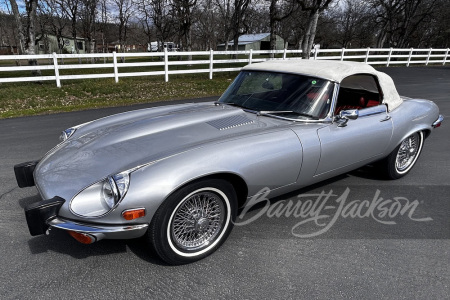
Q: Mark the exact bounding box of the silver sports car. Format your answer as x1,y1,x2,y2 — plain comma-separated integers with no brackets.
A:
14,60,443,264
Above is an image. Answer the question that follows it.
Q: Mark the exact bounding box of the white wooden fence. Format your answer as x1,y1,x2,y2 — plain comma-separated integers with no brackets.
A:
0,47,448,87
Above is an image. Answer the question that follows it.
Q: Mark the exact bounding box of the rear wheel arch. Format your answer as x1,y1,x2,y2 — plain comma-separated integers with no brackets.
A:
422,129,431,139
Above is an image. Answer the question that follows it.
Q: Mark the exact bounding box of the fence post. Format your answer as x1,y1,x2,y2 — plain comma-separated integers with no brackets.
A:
426,48,432,65
113,51,119,83
364,47,370,63
249,49,253,65
209,49,213,80
386,47,393,67
443,48,449,66
313,48,318,60
283,48,287,60
340,48,345,61
407,48,413,67
164,48,169,82
52,52,61,88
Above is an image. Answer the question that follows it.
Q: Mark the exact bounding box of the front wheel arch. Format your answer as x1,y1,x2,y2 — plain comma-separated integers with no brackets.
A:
163,173,248,209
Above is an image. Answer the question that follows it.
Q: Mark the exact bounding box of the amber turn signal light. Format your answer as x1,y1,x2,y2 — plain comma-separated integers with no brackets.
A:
68,231,95,244
122,208,146,221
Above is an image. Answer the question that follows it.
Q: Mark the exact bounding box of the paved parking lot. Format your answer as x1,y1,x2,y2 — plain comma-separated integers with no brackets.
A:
0,66,448,299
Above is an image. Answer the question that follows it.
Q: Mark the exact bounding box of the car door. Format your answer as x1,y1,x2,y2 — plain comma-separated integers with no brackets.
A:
315,105,393,175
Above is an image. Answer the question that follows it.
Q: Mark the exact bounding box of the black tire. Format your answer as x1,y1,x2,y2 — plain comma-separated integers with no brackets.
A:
383,131,424,179
148,179,237,265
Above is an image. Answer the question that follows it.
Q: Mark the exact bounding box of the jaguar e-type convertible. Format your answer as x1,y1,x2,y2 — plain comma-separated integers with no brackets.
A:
14,60,443,264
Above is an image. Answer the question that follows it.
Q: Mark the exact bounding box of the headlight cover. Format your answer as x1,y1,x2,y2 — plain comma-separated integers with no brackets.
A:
70,171,130,217
60,127,77,142
59,121,92,142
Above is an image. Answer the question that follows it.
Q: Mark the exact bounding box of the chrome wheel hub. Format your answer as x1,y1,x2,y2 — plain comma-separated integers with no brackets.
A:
171,191,225,251
195,217,209,233
396,133,419,172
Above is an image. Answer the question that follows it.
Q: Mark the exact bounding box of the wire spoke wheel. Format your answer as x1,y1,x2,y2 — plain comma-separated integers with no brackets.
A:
149,179,236,265
395,132,420,172
382,131,424,179
170,191,225,252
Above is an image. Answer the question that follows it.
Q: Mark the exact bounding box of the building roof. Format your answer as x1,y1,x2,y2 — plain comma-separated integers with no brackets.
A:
220,33,271,46
243,59,403,111
238,33,270,42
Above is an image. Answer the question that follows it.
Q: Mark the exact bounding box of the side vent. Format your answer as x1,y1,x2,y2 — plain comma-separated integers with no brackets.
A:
207,115,254,130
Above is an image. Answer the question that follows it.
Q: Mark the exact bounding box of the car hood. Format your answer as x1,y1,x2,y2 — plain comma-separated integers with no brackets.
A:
35,102,285,199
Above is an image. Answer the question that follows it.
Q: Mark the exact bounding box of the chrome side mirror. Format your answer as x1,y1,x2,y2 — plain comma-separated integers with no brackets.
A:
335,109,359,127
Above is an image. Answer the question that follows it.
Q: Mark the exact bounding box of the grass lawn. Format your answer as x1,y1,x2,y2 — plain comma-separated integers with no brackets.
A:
0,73,237,119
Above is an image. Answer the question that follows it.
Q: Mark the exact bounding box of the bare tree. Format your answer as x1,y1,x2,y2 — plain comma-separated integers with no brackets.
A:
40,0,69,53
97,0,109,53
192,0,219,50
136,0,155,50
268,0,297,56
214,0,251,52
230,0,251,51
330,0,371,48
80,0,98,53
172,0,197,53
112,0,134,52
149,0,174,50
214,0,233,50
298,0,334,59
414,0,449,47
1,1,21,54
56,0,81,53
8,0,41,74
369,0,439,48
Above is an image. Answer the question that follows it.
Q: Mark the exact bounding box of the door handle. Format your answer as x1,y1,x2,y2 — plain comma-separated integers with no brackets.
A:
380,115,391,122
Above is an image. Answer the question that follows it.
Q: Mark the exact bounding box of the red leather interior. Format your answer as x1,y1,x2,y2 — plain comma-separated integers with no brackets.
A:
335,98,380,115
366,100,379,107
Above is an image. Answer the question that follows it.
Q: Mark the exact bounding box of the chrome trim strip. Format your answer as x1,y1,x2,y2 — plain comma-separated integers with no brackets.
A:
357,105,388,118
328,82,340,119
216,80,337,123
241,107,332,123
48,217,148,240
432,114,444,128
122,207,146,213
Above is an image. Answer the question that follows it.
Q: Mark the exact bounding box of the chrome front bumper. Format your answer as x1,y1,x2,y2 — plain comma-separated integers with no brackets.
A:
48,217,149,241
432,114,444,128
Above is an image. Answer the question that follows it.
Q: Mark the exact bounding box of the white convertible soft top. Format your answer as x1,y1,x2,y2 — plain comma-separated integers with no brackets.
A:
243,60,403,111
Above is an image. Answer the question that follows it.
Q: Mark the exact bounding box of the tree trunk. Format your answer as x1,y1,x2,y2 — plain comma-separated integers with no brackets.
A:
232,34,239,59
307,10,319,57
301,12,313,59
9,0,41,76
186,29,192,60
301,10,318,59
9,0,25,54
269,0,277,59
376,28,387,48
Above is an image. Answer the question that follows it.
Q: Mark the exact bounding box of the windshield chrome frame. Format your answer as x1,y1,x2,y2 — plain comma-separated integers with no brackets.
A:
218,81,338,123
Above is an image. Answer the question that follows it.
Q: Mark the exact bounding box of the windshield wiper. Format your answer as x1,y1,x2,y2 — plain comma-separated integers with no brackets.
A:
257,111,318,119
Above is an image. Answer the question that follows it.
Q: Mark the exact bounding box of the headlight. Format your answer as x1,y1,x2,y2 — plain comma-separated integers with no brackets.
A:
70,171,130,217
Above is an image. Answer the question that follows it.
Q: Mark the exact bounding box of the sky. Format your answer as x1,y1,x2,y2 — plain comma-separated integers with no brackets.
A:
1,0,27,14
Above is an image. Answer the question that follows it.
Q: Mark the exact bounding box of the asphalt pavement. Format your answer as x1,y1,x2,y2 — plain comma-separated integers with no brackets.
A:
0,66,449,299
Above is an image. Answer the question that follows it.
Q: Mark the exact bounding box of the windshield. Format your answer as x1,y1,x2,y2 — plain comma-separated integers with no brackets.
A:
218,71,334,120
